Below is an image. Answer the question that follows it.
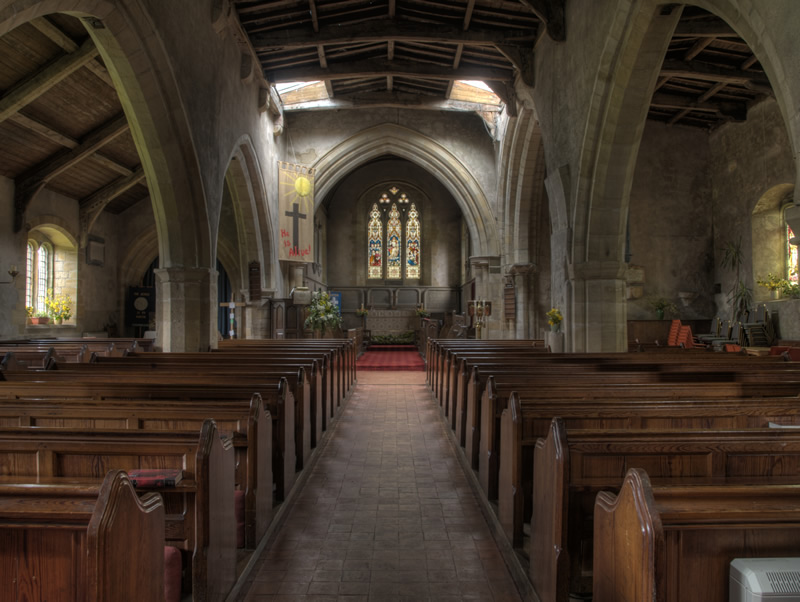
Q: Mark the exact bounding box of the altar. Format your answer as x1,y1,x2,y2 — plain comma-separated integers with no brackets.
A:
365,309,417,336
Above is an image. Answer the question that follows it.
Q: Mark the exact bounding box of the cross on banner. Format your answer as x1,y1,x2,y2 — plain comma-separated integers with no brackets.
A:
285,203,307,256
278,162,315,262
220,294,246,339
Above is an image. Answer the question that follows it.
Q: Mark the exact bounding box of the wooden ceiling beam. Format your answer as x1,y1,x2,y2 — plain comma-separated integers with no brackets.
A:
672,20,739,38
0,38,99,124
516,0,564,41
80,165,146,245
30,16,114,87
268,58,513,83
250,20,533,50
281,91,502,112
660,59,769,85
13,113,130,232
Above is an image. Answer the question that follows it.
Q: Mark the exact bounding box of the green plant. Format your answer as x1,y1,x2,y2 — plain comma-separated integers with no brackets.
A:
34,310,49,318
546,308,563,326
304,290,342,334
415,308,430,318
355,307,369,317
372,331,415,345
719,237,751,323
647,297,677,317
781,280,800,298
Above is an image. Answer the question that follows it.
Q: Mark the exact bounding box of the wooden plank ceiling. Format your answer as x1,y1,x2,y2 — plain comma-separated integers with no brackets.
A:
0,6,774,228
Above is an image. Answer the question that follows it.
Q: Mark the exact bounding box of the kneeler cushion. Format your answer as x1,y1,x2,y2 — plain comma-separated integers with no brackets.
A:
235,489,246,548
164,546,182,602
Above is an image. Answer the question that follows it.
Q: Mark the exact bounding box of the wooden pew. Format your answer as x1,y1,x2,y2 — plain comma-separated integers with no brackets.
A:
0,392,272,550
0,470,165,602
0,419,236,602
526,417,800,602
0,376,296,502
593,468,800,602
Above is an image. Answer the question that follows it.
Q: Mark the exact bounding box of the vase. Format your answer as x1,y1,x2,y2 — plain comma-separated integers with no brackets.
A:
31,317,49,325
771,289,781,300
56,317,63,325
656,309,665,320
550,323,560,332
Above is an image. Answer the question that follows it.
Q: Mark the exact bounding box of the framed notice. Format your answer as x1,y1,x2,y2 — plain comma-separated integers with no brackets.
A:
127,286,155,327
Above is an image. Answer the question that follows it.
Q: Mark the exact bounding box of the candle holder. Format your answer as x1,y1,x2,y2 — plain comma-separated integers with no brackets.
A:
1,265,18,284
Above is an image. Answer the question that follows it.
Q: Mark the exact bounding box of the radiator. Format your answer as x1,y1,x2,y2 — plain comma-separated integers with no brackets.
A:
730,558,800,602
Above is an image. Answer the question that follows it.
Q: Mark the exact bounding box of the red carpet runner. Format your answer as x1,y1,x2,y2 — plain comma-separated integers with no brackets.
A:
357,345,425,371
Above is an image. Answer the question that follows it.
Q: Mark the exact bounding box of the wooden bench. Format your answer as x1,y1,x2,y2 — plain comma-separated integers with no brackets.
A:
0,419,236,602
0,376,297,502
527,417,800,601
593,468,800,602
0,470,165,602
0,392,272,549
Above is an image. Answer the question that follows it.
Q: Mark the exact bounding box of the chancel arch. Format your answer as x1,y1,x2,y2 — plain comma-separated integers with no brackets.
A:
313,123,499,259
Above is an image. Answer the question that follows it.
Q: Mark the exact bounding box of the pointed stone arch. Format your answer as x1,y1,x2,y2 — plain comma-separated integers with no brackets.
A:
313,123,500,257
570,2,683,351
0,0,214,350
222,137,275,296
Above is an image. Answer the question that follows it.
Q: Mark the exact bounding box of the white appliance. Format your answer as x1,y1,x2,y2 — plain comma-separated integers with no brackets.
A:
730,558,800,602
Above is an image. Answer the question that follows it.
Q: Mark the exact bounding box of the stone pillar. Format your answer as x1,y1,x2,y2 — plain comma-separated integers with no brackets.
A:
245,299,272,339
154,266,216,351
569,261,627,352
506,264,534,339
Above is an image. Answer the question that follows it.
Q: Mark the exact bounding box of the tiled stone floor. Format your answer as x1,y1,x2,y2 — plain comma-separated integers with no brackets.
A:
239,371,524,601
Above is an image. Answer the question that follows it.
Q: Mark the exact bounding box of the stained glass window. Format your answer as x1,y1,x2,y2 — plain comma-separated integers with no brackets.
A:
368,204,383,279
26,242,35,309
787,222,798,284
406,203,420,279
36,243,51,311
386,203,402,279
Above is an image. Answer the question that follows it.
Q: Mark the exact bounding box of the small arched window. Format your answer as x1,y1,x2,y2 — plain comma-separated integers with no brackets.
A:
27,240,53,313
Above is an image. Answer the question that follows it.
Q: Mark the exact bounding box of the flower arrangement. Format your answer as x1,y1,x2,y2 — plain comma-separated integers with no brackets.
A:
44,290,73,322
304,290,342,334
355,305,369,317
546,308,563,327
756,273,788,292
25,306,34,318
415,307,430,318
647,296,677,318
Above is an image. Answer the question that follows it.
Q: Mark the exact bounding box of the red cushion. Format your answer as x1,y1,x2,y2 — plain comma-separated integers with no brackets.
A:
235,489,246,548
164,546,181,602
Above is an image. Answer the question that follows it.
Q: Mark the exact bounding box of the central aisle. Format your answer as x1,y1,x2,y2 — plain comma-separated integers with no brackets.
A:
239,371,524,601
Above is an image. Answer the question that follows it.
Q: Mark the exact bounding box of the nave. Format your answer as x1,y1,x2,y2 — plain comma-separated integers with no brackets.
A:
236,371,525,602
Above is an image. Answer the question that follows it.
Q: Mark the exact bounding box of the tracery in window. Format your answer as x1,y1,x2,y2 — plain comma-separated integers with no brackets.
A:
368,204,383,279
386,203,402,279
405,203,420,279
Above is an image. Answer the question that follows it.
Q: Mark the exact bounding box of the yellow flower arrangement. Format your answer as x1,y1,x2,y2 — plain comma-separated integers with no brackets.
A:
546,307,563,326
45,290,73,322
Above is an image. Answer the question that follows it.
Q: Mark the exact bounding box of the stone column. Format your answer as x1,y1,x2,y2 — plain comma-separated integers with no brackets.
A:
154,266,216,351
506,263,534,339
569,261,627,352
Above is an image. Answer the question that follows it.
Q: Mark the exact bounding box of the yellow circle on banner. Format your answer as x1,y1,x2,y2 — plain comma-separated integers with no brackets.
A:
294,176,311,197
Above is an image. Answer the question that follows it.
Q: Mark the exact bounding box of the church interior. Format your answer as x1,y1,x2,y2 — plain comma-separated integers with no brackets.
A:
1,0,800,601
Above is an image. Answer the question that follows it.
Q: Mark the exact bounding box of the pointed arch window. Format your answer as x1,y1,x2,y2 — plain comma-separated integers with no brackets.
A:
366,189,421,280
386,203,402,279
26,241,53,313
405,203,420,279
368,204,383,279
26,241,35,309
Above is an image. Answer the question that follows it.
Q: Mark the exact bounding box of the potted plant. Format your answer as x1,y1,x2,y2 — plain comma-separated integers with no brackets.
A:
647,297,677,320
31,310,50,325
45,290,73,325
415,307,430,318
25,306,34,324
304,290,342,337
546,307,563,332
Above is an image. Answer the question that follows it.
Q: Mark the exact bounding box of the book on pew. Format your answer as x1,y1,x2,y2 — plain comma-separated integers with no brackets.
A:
127,468,184,488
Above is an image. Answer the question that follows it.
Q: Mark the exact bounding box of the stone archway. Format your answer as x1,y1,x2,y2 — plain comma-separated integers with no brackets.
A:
0,0,213,350
313,123,500,258
566,2,684,351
